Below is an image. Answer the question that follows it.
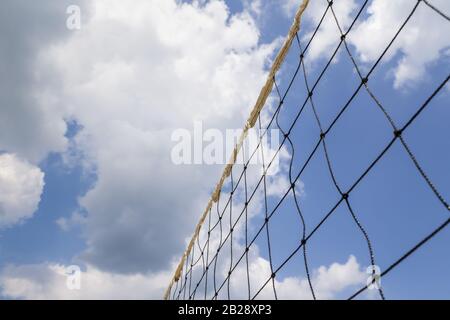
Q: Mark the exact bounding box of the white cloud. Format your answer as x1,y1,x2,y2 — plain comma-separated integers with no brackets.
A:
55,217,70,232
0,255,365,300
36,0,280,273
0,154,44,229
0,1,88,163
282,0,301,18
202,222,366,300
243,0,263,17
300,0,450,88
55,211,86,232
266,170,305,198
302,0,358,62
312,255,366,299
236,254,366,300
0,263,170,300
348,0,450,88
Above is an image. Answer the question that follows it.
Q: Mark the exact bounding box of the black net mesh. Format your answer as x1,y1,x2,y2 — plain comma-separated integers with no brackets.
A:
167,0,449,300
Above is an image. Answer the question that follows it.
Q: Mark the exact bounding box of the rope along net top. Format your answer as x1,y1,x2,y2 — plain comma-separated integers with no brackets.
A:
164,0,450,300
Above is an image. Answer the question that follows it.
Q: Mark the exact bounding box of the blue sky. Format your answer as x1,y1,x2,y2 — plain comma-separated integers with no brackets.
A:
0,123,89,268
0,0,448,299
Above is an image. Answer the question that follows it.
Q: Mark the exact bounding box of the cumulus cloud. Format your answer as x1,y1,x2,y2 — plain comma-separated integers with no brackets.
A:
233,255,366,300
0,0,89,163
0,154,45,229
302,0,358,62
0,263,170,300
55,211,86,232
243,0,263,17
36,0,280,274
265,148,306,198
0,255,365,300
282,0,301,18
300,0,450,88
0,0,298,295
348,0,450,88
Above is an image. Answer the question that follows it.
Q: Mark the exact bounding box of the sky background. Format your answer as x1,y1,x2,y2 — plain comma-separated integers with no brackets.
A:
0,0,448,299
